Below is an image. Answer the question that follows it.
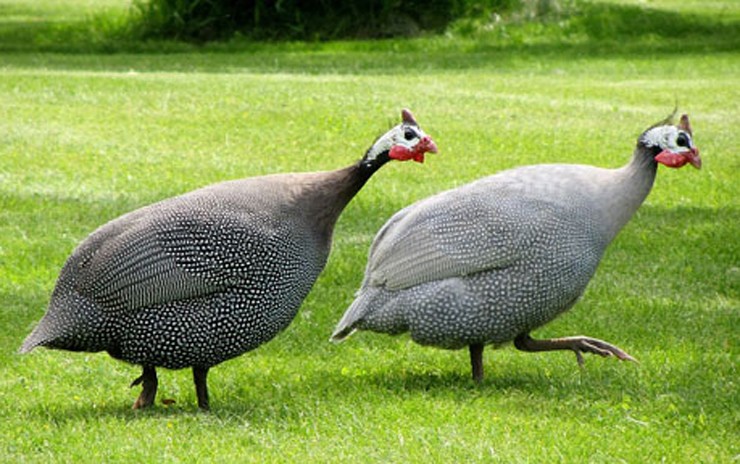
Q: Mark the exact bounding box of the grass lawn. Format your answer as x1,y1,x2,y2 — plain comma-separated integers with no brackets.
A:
0,0,738,462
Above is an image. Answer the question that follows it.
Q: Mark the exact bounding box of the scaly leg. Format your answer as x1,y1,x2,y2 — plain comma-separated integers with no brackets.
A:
193,366,210,411
130,366,158,409
469,343,485,382
514,333,636,366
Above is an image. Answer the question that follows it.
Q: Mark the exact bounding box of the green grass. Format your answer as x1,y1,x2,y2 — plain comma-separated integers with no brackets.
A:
1,0,738,462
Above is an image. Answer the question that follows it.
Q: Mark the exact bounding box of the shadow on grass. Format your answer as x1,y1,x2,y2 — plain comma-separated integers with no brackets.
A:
13,323,734,423
10,348,691,423
9,360,582,422
0,2,737,74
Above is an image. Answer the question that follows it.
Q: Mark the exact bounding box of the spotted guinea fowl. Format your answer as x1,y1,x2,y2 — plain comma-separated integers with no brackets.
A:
20,109,438,409
331,114,700,381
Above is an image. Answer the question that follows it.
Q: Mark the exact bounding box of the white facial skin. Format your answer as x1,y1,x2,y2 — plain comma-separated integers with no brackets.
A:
365,124,429,163
642,121,701,169
641,125,695,153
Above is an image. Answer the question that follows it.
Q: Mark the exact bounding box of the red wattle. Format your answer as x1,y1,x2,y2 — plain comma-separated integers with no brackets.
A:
655,150,689,168
389,136,437,163
389,145,411,161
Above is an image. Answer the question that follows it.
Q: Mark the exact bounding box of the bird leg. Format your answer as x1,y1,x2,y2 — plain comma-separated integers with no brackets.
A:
513,333,636,366
193,366,210,411
130,366,158,409
469,343,485,382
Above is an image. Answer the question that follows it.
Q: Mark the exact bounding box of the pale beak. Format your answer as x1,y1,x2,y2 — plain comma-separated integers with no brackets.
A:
685,147,702,169
419,136,438,154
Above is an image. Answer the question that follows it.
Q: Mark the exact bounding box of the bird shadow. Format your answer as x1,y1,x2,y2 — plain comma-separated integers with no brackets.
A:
12,346,648,424
355,358,635,399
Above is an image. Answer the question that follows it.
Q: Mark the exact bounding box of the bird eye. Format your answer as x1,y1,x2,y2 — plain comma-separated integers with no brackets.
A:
404,128,416,141
676,132,690,148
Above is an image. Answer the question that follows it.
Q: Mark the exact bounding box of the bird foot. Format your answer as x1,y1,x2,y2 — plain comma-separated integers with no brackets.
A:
514,333,637,366
132,393,156,410
130,366,158,410
564,336,637,366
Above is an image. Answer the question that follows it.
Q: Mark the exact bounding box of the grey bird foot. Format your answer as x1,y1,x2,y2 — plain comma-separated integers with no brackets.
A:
514,333,637,366
130,366,158,409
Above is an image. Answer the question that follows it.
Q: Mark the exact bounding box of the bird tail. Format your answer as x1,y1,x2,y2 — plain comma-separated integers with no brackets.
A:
330,289,377,343
18,293,106,354
18,308,72,353
329,326,356,343
19,314,99,354
18,339,37,354
330,305,361,343
19,321,50,354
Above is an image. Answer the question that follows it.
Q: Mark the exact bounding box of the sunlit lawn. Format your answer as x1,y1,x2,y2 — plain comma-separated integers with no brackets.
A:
0,0,737,461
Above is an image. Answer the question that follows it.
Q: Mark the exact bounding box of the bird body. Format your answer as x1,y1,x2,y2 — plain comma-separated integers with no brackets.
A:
28,173,342,366
20,109,438,409
332,114,701,380
333,164,616,348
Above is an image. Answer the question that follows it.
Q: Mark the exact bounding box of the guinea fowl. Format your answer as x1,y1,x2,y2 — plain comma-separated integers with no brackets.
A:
20,109,438,409
331,114,700,381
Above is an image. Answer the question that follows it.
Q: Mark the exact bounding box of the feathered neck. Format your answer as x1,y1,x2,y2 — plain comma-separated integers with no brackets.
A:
296,153,392,244
359,148,392,175
601,144,658,241
335,150,392,208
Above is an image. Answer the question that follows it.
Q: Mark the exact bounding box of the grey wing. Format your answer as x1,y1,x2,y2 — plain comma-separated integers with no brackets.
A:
71,197,278,312
365,184,542,291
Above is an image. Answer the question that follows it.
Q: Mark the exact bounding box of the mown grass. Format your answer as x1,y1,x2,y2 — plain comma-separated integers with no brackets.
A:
1,0,738,462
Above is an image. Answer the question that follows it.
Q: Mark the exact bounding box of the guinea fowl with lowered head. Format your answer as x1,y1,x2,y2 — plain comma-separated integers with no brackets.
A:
20,109,438,409
331,114,700,381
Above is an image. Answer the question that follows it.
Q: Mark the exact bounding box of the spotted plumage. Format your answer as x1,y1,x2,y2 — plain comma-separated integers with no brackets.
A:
20,109,438,409
331,114,700,381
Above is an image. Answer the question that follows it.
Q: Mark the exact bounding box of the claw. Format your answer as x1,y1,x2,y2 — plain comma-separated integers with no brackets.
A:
575,337,637,364
515,333,637,366
574,349,585,367
129,375,144,388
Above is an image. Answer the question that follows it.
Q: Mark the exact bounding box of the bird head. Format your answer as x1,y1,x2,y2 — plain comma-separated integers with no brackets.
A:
362,109,438,168
640,114,701,169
